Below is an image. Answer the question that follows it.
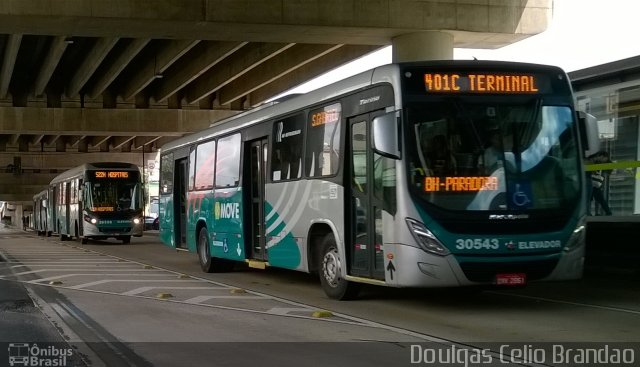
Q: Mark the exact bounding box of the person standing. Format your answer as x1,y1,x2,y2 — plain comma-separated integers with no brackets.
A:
588,151,612,216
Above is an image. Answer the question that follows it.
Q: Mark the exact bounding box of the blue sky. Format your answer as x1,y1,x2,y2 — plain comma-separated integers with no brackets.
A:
282,0,640,95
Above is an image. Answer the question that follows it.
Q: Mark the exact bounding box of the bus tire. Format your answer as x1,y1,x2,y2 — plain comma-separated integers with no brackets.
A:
318,233,360,300
81,237,88,244
198,227,214,273
121,236,131,244
197,227,234,273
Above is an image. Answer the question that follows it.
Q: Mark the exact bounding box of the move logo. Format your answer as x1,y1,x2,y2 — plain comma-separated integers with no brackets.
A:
214,202,240,220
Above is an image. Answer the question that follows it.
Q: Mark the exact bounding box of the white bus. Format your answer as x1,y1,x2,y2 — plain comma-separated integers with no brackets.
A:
158,61,590,299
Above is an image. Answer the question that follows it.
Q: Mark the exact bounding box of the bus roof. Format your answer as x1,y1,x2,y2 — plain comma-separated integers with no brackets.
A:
160,63,399,153
160,60,567,153
32,189,48,200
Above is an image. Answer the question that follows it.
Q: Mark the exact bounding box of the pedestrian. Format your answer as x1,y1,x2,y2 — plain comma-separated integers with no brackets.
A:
588,151,612,216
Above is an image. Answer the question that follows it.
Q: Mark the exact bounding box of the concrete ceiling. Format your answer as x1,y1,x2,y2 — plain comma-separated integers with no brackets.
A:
0,0,552,202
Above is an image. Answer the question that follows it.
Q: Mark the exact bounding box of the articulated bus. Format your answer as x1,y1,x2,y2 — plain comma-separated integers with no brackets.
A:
158,61,593,299
47,162,144,244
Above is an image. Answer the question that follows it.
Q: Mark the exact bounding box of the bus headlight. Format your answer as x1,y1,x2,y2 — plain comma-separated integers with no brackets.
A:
564,221,586,252
133,217,141,224
84,214,97,224
406,218,450,256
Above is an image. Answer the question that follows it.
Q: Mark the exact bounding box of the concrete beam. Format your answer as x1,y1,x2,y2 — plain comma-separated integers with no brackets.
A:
249,44,380,106
43,135,61,145
91,135,112,147
392,31,453,62
185,42,295,104
30,134,45,145
153,41,246,102
0,107,237,135
0,152,143,171
88,38,150,99
111,136,136,150
0,1,551,48
67,37,119,97
218,43,342,106
0,34,22,98
34,36,70,97
69,135,87,148
9,134,21,145
132,136,161,150
153,136,179,150
120,39,199,101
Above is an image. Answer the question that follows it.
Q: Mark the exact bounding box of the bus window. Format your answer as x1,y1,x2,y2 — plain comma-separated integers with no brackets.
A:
160,153,174,194
195,140,216,190
306,103,341,177
216,134,241,188
271,114,304,181
188,148,196,191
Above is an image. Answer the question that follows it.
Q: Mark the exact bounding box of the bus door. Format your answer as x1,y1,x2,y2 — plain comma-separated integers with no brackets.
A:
245,138,268,261
59,182,71,236
50,187,57,235
174,158,188,249
348,115,385,281
77,179,83,237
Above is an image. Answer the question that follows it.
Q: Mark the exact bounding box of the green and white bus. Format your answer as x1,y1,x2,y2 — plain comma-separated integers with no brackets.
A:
158,61,592,299
49,162,144,244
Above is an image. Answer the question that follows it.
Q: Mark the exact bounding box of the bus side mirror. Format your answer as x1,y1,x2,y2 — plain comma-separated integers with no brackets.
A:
577,111,601,158
372,111,401,159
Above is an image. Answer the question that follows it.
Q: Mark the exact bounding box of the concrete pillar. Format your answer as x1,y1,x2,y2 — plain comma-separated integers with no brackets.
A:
15,204,23,229
392,31,454,62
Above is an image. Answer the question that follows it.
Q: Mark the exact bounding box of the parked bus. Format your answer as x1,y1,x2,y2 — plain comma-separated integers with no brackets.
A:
158,61,593,299
33,189,53,236
49,162,144,244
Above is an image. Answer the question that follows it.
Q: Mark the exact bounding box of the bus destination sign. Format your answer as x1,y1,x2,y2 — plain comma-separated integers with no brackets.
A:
425,176,498,192
94,171,130,179
424,73,539,94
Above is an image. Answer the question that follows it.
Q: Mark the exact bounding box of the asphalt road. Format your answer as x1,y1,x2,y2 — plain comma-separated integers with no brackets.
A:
1,225,638,367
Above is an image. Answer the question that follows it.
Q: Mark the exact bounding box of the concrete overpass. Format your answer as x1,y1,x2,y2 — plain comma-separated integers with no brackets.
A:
0,0,552,211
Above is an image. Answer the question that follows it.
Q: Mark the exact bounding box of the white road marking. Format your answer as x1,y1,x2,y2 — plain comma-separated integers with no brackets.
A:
68,279,204,289
122,286,228,296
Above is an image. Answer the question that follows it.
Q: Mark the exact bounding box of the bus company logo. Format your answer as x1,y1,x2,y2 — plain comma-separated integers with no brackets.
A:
275,121,301,143
505,241,517,250
7,343,73,366
359,95,380,105
488,214,529,220
214,202,240,220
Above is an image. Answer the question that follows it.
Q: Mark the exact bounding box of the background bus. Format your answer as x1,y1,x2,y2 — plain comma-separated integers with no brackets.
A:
158,61,592,299
33,189,53,236
49,162,144,244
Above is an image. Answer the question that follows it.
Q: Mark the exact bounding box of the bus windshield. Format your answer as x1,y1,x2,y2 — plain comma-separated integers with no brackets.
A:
406,97,581,211
84,180,143,212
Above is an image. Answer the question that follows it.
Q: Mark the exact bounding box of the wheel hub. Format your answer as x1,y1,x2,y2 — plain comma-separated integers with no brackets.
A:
322,248,342,287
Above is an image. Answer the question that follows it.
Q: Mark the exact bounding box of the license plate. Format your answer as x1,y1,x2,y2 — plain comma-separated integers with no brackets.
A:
495,273,526,286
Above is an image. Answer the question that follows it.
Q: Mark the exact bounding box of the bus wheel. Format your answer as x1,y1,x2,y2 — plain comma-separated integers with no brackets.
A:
318,233,360,300
81,237,88,244
198,227,214,273
121,236,131,244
